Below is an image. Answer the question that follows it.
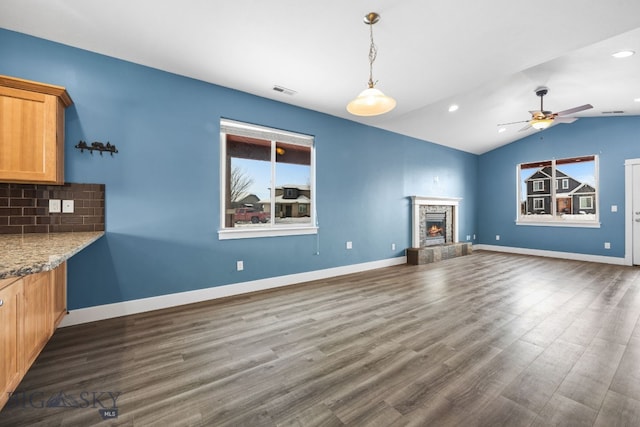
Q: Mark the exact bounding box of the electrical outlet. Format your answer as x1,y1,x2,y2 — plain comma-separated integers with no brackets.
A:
346,241,353,250
391,243,396,251
604,242,611,249
48,199,61,213
236,260,244,271
496,235,500,241
62,200,74,213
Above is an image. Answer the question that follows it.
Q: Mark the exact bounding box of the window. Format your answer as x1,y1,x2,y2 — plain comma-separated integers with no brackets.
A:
219,119,316,239
517,155,599,227
579,196,593,210
533,198,545,210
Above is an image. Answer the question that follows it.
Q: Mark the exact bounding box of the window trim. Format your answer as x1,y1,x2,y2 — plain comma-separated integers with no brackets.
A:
533,180,544,192
218,119,317,240
516,155,600,228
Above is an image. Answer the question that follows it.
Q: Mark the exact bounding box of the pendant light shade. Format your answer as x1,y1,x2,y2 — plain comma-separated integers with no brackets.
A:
347,86,397,116
347,12,396,117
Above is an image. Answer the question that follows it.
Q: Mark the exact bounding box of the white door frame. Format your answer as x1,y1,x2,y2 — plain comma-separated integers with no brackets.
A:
624,158,640,266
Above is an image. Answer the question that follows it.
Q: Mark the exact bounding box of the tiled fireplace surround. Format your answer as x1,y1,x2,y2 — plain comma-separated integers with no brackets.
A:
0,182,105,234
407,196,472,265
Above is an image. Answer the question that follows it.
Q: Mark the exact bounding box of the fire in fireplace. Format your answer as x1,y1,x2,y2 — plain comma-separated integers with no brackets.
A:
425,213,446,246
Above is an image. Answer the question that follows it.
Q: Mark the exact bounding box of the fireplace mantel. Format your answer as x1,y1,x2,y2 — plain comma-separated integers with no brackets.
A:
411,196,461,248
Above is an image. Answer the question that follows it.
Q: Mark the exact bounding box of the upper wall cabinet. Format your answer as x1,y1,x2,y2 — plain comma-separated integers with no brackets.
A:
0,75,73,185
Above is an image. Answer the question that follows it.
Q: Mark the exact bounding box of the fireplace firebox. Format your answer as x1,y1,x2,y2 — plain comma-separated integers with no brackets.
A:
425,213,446,246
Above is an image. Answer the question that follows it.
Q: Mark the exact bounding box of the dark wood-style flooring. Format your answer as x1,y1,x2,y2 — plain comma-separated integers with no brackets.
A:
2,251,640,426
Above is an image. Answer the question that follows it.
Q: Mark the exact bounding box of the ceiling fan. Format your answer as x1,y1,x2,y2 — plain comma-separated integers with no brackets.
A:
498,87,593,131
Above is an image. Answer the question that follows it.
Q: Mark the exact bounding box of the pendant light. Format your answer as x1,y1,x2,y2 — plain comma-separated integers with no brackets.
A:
347,12,396,116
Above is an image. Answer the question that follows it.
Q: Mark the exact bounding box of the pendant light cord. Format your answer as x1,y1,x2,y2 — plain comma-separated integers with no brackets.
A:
368,23,378,88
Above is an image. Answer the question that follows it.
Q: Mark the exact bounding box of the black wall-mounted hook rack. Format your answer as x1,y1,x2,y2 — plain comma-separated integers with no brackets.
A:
75,140,119,156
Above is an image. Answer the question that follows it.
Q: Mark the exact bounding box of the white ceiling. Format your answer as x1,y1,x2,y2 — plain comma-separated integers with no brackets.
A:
1,0,640,154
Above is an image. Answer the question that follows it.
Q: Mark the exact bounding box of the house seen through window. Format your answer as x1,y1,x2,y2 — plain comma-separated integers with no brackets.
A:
517,155,599,227
219,119,316,239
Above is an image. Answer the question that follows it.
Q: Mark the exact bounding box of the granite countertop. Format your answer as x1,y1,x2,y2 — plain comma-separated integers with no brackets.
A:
0,232,104,279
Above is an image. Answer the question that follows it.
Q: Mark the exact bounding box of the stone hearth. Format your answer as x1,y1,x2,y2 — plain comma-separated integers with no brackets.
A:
407,243,472,265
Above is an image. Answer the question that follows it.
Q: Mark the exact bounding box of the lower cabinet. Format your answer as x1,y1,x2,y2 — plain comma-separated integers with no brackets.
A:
51,263,67,328
0,276,23,411
0,262,67,411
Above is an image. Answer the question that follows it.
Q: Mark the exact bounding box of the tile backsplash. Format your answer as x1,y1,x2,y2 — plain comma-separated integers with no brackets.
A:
0,182,105,234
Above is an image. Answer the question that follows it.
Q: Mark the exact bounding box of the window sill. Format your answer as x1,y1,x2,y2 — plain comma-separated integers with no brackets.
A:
218,225,318,240
516,220,601,228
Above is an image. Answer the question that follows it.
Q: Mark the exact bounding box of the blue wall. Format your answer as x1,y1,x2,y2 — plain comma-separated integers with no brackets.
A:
0,29,478,309
478,116,640,258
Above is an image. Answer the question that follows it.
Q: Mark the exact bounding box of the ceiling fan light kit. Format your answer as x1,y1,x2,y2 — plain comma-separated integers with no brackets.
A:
530,118,553,130
347,12,396,117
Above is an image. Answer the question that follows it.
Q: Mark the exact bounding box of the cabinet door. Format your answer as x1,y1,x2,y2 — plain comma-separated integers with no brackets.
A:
0,85,62,184
0,278,23,411
51,262,67,328
22,271,52,369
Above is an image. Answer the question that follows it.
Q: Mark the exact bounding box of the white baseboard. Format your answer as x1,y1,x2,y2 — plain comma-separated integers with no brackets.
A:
474,244,627,265
59,256,407,327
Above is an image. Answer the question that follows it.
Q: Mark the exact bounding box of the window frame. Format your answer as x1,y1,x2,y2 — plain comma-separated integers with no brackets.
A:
218,119,317,240
516,155,600,228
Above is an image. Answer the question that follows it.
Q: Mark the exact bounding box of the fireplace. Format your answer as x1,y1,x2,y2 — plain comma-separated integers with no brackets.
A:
425,213,446,246
411,196,461,248
408,196,471,265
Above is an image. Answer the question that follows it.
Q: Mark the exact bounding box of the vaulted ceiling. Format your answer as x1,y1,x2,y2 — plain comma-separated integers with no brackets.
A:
1,0,639,154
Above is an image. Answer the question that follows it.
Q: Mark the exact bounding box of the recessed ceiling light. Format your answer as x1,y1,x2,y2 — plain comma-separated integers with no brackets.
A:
498,127,506,133
448,104,459,112
612,50,635,58
634,97,640,103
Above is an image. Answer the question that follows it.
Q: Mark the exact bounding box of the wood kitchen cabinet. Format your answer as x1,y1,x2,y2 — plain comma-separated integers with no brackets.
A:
0,262,67,411
0,276,23,411
22,270,54,369
51,262,67,328
0,75,73,184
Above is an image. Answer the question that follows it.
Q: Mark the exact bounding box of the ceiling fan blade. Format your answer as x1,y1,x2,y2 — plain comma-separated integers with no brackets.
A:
554,117,578,124
555,104,593,116
497,119,529,126
518,123,532,132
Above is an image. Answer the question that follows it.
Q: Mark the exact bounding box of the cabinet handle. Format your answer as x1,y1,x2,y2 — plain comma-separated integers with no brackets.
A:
0,299,3,307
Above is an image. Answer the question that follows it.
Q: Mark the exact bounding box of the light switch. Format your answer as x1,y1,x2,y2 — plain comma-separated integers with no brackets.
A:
611,205,618,212
62,200,74,213
49,199,61,213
